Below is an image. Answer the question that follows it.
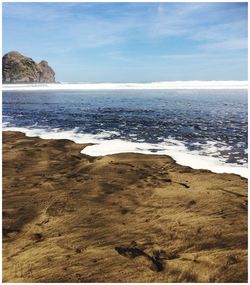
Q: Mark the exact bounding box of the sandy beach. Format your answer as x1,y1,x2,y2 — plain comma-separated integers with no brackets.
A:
3,131,248,282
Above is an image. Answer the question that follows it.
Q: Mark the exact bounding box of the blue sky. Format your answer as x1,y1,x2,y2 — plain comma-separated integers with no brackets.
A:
2,2,248,82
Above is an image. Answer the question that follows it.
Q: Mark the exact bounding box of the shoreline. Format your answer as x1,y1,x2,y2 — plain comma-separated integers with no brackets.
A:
2,128,248,178
3,131,248,282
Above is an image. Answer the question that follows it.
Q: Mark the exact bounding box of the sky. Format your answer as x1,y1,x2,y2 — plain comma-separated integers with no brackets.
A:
2,2,248,83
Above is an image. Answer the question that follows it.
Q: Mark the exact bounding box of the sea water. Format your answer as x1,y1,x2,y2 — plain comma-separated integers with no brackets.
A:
3,88,248,177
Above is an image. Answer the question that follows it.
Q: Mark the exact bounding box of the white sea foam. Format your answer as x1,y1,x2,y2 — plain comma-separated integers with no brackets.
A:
81,138,248,178
2,126,117,144
3,126,248,178
2,80,248,91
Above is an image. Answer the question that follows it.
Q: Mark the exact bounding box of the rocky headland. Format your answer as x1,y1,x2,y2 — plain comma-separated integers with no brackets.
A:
2,51,55,84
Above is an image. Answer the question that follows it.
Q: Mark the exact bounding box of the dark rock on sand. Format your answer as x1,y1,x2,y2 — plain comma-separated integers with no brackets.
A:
115,245,164,272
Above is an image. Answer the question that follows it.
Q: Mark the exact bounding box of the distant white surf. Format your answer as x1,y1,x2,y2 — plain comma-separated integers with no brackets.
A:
2,80,248,91
3,126,248,178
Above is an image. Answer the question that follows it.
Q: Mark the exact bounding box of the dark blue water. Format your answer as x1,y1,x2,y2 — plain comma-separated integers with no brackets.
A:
3,89,248,166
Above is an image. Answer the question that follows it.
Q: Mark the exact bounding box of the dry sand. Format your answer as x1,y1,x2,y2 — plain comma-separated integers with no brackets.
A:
2,131,248,282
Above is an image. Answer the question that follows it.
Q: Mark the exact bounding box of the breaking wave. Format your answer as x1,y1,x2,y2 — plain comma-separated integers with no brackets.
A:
2,80,248,91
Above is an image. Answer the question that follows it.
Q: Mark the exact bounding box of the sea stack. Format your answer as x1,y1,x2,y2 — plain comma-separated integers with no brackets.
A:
2,51,55,83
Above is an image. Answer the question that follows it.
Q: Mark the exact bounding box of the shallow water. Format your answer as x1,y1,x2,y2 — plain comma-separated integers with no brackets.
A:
3,89,248,176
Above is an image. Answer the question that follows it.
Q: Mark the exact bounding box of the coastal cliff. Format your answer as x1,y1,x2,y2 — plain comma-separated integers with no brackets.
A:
2,51,55,83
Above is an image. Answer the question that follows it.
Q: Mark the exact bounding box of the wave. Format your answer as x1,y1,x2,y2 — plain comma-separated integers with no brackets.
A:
2,80,248,91
3,126,248,178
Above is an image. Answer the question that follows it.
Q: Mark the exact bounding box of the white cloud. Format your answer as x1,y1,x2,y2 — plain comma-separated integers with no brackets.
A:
201,38,248,51
3,2,248,53
147,3,247,51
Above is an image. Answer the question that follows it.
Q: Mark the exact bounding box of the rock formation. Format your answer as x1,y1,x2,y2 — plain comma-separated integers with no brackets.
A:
37,60,55,83
2,51,55,83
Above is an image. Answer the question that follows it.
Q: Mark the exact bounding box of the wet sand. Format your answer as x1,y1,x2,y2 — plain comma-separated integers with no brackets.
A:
3,131,248,282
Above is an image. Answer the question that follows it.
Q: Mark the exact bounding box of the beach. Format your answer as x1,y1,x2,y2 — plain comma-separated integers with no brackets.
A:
3,131,248,282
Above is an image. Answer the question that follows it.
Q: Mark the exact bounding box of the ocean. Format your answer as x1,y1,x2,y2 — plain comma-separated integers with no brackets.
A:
3,85,248,177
